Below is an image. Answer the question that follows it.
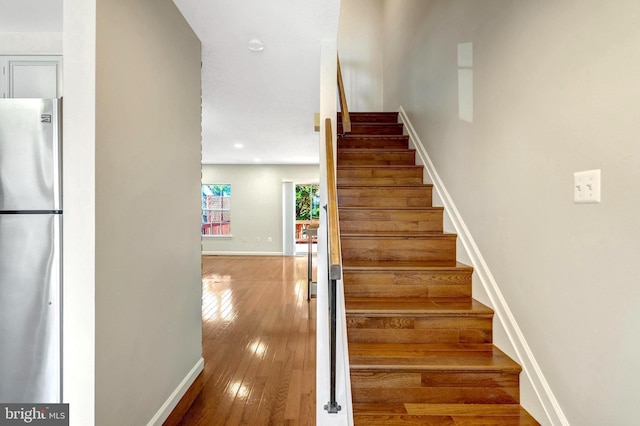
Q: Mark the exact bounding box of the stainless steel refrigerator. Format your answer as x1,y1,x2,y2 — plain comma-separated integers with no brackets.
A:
0,99,62,403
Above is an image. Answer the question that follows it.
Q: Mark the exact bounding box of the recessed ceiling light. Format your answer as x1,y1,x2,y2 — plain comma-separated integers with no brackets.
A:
234,143,243,149
248,39,264,52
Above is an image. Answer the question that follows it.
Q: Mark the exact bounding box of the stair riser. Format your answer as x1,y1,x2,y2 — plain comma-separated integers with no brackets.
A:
339,210,443,233
339,123,404,135
343,270,472,298
338,138,409,150
338,177,424,186
338,167,422,178
341,237,456,264
338,188,432,208
338,151,415,166
338,167,423,184
338,113,399,123
338,172,422,186
350,371,520,404
347,316,492,344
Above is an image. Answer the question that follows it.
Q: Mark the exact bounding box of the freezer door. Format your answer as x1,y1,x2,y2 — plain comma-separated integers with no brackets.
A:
0,99,61,211
0,214,61,403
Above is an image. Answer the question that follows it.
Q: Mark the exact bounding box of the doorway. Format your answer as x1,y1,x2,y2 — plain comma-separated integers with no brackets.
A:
295,184,319,255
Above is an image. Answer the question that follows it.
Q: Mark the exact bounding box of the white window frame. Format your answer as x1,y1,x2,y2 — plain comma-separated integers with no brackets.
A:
202,184,232,238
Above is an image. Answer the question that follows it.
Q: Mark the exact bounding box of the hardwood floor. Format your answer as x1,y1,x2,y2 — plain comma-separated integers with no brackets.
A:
177,255,316,426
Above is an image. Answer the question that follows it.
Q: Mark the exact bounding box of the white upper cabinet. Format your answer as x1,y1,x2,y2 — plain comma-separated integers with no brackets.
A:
1,56,63,98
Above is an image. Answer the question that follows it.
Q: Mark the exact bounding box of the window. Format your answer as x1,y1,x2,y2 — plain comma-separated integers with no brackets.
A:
202,184,231,236
295,184,320,244
295,184,320,221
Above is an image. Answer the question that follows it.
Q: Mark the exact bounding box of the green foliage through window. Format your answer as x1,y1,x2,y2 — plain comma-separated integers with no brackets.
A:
296,184,320,220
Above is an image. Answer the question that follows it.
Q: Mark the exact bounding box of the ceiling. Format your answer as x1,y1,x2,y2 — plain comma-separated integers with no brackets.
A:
173,0,341,164
1,0,340,165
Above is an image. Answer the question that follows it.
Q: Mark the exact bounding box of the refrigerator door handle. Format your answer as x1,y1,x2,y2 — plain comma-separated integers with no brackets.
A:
52,100,61,212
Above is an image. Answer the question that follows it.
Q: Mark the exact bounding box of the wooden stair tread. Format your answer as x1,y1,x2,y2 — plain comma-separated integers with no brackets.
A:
352,404,540,425
405,404,534,417
338,184,433,188
338,148,415,154
337,172,424,186
339,206,444,211
338,123,404,135
339,134,408,139
340,122,402,127
339,122,403,127
338,111,399,121
337,135,409,147
343,264,473,299
349,343,521,372
338,140,410,150
338,165,423,170
340,208,444,233
354,403,531,415
343,260,472,271
346,297,493,344
341,232,456,238
346,297,492,315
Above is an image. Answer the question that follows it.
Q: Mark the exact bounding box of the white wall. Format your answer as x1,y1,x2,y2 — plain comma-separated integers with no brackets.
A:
94,0,202,425
0,33,62,54
202,164,319,255
63,1,96,424
382,1,640,425
338,0,384,111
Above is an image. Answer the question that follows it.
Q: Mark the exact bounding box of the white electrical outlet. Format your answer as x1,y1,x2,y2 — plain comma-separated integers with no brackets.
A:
257,236,261,242
574,169,601,203
267,236,272,242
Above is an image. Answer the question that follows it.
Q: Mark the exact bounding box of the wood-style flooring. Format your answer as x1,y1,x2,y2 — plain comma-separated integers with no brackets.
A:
337,112,540,425
177,255,316,426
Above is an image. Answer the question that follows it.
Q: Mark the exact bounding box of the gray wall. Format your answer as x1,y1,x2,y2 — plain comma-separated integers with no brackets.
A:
338,0,384,112
381,1,640,424
202,164,319,255
95,0,202,424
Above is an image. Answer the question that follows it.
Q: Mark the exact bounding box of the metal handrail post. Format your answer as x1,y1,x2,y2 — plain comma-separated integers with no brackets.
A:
307,225,317,301
324,277,341,414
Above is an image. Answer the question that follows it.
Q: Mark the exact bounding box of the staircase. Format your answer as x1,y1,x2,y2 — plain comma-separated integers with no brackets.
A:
336,112,540,425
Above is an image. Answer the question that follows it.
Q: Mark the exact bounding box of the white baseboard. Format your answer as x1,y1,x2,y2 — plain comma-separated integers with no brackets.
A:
146,357,204,426
201,251,283,256
398,106,568,426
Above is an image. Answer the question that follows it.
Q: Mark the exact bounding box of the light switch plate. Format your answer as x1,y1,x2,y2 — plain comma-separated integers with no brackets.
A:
574,169,601,203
